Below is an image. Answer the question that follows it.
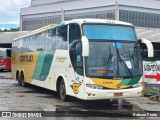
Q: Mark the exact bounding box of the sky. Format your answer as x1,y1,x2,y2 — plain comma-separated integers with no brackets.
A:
0,0,31,29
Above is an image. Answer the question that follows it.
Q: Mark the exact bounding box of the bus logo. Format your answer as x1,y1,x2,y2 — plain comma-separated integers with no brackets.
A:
19,55,33,62
56,56,67,63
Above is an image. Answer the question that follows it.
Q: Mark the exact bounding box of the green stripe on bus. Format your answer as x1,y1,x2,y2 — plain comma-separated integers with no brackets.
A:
120,77,140,86
32,50,54,81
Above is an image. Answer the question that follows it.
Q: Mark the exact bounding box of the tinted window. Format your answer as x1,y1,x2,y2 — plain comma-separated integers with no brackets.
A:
69,24,81,44
69,24,83,75
83,24,137,41
45,29,56,50
37,33,44,51
6,50,11,58
55,25,68,50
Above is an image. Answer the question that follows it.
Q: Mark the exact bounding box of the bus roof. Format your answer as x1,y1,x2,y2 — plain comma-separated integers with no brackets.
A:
13,19,133,41
62,19,133,26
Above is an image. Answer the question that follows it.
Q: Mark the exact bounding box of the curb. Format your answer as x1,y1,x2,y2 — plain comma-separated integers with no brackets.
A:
0,76,13,79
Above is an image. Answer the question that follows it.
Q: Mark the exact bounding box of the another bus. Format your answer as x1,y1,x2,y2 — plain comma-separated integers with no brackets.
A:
0,48,11,71
12,19,150,101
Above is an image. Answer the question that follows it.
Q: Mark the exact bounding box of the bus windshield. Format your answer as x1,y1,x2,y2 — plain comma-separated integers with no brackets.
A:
83,24,137,41
82,24,142,78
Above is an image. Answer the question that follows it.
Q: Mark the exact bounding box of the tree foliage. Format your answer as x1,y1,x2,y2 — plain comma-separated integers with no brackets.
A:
0,28,19,32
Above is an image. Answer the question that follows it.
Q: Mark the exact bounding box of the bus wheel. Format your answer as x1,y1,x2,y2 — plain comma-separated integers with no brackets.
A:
16,72,21,86
18,78,21,86
59,79,68,101
19,73,25,87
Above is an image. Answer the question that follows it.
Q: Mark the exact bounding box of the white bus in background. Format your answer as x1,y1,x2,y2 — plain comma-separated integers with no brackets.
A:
12,19,152,101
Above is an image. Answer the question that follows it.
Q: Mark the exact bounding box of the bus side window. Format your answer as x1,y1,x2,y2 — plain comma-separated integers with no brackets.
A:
58,26,67,41
6,50,11,58
37,33,44,51
69,24,83,75
46,29,56,50
69,24,81,44
18,39,23,53
55,26,68,50
23,37,29,52
75,42,83,75
29,36,37,52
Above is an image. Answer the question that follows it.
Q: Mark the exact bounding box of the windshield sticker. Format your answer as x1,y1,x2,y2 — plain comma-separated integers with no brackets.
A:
113,43,122,48
125,61,132,69
76,76,81,82
70,83,81,94
77,55,81,62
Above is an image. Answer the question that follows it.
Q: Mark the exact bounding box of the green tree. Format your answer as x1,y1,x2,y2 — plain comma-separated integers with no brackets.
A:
0,27,19,32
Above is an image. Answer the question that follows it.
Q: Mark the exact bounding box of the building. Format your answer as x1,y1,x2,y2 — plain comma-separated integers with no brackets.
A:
21,0,160,31
0,31,31,48
31,0,80,6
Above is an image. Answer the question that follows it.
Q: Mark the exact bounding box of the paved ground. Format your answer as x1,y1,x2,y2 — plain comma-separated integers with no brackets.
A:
0,71,159,120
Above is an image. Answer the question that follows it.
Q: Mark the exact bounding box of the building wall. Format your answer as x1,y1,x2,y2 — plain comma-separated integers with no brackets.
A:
21,0,160,31
31,0,82,6
31,0,65,6
120,10,160,28
22,10,115,31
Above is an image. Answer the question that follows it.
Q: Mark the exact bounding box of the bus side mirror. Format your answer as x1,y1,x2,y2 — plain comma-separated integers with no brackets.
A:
139,38,154,57
81,36,89,57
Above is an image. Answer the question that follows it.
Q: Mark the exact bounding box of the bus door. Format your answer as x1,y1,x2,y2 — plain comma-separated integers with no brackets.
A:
68,24,85,98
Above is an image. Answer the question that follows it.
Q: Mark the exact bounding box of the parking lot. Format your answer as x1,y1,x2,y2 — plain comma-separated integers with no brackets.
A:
0,72,159,120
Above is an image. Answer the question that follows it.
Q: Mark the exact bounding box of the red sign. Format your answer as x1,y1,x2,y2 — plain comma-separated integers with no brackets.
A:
145,73,160,82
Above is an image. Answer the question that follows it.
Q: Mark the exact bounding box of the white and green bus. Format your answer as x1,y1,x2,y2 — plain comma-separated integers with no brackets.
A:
12,19,151,101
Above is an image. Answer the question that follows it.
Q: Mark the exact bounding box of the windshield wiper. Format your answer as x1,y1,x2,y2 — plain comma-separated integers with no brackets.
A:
115,43,134,77
104,46,113,76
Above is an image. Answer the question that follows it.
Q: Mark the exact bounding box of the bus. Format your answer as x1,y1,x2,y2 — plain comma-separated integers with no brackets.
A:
0,48,11,71
12,19,152,101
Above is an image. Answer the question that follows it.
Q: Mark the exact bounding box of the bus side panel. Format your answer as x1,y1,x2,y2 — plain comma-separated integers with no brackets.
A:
5,59,11,70
11,52,39,83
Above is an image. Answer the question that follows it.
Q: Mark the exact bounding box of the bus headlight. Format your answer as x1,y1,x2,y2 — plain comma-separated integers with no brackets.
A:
86,84,103,89
132,82,142,88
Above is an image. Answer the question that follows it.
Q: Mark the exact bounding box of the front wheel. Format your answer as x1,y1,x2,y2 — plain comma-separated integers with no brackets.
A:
59,79,68,101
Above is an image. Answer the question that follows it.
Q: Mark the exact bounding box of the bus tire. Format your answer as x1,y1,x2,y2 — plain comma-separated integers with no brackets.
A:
16,71,21,86
19,73,25,87
18,78,21,86
59,79,68,101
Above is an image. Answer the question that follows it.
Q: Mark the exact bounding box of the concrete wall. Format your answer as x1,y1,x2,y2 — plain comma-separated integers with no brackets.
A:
31,0,81,6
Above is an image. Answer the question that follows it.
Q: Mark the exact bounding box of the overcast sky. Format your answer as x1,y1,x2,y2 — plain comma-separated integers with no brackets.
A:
0,0,30,25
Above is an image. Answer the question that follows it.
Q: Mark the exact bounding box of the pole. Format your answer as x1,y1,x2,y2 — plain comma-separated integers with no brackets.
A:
61,8,64,22
115,0,119,21
20,13,22,31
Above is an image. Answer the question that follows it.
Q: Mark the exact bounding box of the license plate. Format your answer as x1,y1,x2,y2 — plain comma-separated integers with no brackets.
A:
114,93,123,97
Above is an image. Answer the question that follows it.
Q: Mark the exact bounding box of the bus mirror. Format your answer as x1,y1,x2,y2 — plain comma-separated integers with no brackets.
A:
81,36,89,57
139,38,154,57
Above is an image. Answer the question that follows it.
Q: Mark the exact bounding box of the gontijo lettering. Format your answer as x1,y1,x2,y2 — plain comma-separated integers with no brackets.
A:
19,55,33,62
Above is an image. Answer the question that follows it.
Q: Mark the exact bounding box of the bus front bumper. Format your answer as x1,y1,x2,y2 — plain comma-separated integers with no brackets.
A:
84,86,142,100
